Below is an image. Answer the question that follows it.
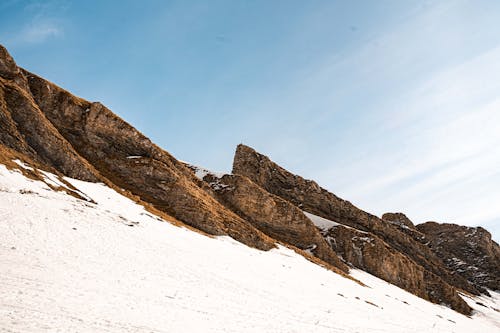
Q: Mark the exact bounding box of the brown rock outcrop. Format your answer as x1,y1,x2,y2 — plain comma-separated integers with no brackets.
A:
0,47,100,181
233,145,478,292
323,223,472,315
382,212,428,244
0,45,18,78
188,165,348,272
382,212,415,229
233,144,477,314
0,45,28,90
417,222,500,292
0,44,275,251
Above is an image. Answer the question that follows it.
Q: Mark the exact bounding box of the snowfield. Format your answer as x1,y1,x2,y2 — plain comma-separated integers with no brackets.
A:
0,163,499,332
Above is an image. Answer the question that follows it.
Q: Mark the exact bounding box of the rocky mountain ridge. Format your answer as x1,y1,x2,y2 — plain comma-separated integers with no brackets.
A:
0,44,275,251
1,44,498,316
417,222,499,291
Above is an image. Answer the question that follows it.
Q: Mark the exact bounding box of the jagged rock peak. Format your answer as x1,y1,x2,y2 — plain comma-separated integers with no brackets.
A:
0,44,275,251
417,221,500,291
190,165,349,272
232,144,477,315
382,212,415,229
0,44,29,90
0,44,19,79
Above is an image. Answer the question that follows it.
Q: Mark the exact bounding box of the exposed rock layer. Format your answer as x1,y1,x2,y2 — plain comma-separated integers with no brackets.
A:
323,224,472,315
232,144,481,314
0,44,275,251
191,168,348,272
382,212,428,245
232,145,479,292
417,222,500,292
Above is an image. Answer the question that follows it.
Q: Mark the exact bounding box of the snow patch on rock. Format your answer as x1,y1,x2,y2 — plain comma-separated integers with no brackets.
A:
304,211,341,230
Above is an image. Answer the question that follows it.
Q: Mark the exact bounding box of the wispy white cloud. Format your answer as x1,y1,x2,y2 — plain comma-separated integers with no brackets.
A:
19,21,62,43
2,0,66,46
355,43,500,175
335,45,500,238
287,2,500,239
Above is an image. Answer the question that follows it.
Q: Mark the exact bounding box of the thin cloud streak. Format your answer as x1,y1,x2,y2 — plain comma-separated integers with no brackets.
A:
20,21,62,43
334,46,500,237
1,0,65,46
288,5,500,240
216,2,500,240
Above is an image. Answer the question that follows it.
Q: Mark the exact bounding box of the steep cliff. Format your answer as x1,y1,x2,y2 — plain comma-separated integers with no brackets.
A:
322,223,471,314
382,212,429,245
0,44,275,251
232,144,481,314
187,165,348,272
417,222,500,292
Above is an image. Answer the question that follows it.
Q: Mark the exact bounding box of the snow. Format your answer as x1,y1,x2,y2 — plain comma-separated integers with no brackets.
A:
461,290,500,327
304,211,373,236
126,156,142,159
12,159,34,171
186,164,226,181
1,163,499,332
39,170,70,189
389,220,411,230
353,236,374,243
304,211,341,230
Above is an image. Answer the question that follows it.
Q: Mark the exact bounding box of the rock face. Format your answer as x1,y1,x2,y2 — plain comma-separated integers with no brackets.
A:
188,165,348,272
382,212,415,229
322,223,471,315
232,144,478,314
0,48,100,182
233,145,478,289
417,222,500,292
0,44,274,251
382,212,428,244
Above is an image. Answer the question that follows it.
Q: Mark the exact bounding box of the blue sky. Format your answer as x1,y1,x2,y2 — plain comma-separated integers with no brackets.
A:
1,0,499,241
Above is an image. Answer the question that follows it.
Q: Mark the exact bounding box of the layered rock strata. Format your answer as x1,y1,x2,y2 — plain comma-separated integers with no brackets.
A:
188,166,348,272
417,222,500,292
232,144,479,314
0,44,274,251
322,222,471,314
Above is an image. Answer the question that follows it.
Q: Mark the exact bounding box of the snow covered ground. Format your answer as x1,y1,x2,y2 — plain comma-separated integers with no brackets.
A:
0,162,499,332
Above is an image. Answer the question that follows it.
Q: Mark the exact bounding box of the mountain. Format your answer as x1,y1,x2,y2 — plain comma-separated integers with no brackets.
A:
0,44,275,251
185,164,348,272
1,44,499,331
231,145,498,305
416,222,500,291
2,158,499,332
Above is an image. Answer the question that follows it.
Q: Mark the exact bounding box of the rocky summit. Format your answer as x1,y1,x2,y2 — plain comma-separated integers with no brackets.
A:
417,222,500,293
231,144,499,315
1,44,498,317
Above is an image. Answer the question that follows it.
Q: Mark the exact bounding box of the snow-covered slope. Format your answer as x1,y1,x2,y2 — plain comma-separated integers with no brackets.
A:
1,163,499,333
